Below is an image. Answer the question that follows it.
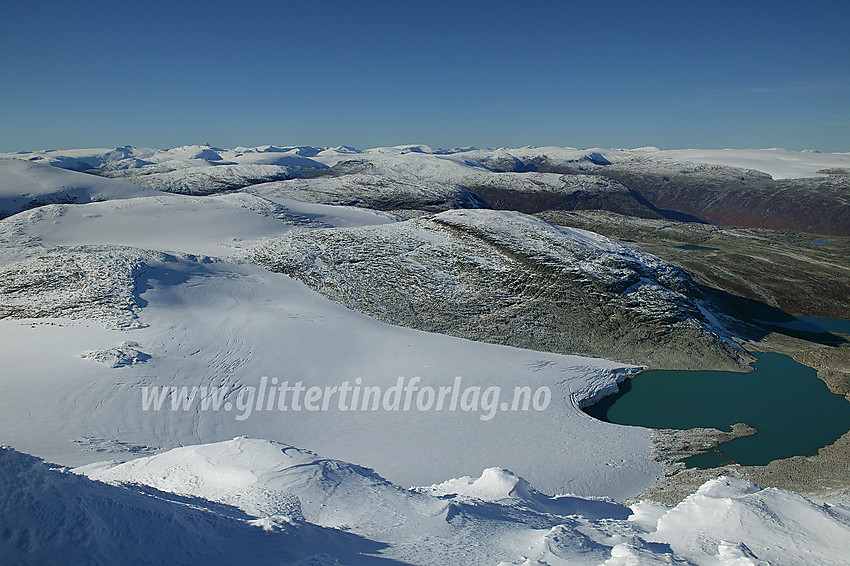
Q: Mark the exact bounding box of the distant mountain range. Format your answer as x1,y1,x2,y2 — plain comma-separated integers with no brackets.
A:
4,144,849,234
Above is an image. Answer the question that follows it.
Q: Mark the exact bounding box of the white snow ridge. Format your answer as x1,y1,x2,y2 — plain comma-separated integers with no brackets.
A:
1,146,849,564
5,438,849,565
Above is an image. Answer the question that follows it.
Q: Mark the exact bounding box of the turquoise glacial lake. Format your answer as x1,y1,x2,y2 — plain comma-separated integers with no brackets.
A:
584,352,850,468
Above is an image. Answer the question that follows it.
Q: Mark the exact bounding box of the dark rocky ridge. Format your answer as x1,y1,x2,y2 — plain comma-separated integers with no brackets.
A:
250,209,749,371
244,173,487,214
457,173,663,218
472,153,850,235
598,165,850,236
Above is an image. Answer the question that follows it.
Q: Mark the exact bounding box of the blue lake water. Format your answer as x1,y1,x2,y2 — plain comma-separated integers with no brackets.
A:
584,352,850,468
779,316,850,336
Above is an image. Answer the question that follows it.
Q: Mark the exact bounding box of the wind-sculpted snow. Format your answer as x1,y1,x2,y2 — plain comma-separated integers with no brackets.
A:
52,439,850,565
0,446,393,566
632,476,850,566
9,440,849,565
252,208,746,370
76,438,635,564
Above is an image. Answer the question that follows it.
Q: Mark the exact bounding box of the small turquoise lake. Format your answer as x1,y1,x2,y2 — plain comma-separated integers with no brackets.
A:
584,352,850,468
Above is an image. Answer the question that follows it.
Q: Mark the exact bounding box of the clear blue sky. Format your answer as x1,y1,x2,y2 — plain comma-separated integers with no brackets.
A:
2,0,848,152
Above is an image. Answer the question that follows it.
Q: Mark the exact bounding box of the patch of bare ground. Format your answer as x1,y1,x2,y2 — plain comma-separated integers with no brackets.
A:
633,430,850,506
539,210,850,319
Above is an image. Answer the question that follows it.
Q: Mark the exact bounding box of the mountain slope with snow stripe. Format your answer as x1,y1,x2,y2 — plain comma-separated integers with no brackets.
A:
0,158,159,218
0,192,397,264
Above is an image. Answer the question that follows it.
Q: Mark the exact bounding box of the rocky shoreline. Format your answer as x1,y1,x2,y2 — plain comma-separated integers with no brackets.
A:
635,429,850,506
632,330,850,506
650,423,758,470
